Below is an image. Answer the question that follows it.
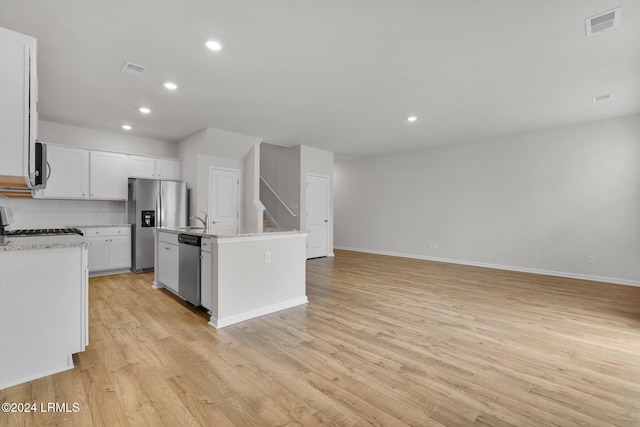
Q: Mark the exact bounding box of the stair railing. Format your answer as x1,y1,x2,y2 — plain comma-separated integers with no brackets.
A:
259,175,297,218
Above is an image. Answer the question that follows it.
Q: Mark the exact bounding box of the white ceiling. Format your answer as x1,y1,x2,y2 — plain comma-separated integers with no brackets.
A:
1,0,638,158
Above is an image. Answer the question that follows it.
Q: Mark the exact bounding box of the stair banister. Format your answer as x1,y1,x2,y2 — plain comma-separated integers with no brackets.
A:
259,175,297,218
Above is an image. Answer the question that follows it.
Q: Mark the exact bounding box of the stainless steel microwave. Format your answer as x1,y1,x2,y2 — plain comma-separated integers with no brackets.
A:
32,140,47,189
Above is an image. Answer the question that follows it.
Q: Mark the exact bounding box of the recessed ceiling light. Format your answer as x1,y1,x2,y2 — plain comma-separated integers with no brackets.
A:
163,82,178,90
139,107,151,114
122,124,132,131
407,116,418,122
205,40,223,51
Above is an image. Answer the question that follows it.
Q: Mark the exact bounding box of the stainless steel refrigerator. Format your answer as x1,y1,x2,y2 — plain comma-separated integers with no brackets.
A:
128,178,187,272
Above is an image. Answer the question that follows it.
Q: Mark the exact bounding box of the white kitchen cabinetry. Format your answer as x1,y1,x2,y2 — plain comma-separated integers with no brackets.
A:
90,151,128,200
156,158,181,180
200,237,214,311
128,155,181,180
128,155,156,179
36,145,89,199
157,232,179,293
0,26,37,189
85,226,131,275
0,244,88,389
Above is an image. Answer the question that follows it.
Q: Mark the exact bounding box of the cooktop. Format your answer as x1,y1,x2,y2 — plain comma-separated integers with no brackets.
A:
4,227,84,237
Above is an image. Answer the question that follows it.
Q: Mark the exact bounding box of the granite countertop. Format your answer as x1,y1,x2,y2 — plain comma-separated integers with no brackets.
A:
0,224,131,252
157,226,308,239
76,224,131,228
4,224,131,231
0,235,90,252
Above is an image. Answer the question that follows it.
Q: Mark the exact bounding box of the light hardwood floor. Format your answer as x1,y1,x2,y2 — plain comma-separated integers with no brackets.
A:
2,249,640,426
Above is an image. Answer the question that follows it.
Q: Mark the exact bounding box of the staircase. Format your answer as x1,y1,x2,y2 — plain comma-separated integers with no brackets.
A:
260,175,296,231
263,212,273,229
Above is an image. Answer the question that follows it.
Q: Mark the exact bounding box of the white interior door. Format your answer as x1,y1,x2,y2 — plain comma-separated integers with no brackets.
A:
208,167,240,232
306,174,329,258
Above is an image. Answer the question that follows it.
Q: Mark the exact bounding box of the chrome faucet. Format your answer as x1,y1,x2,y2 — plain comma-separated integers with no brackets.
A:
189,211,209,229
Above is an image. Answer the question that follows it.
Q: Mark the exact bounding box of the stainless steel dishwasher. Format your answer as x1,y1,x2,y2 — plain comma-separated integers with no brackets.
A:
178,234,201,306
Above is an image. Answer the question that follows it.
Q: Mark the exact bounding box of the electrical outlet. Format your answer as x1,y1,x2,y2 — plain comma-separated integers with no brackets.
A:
587,255,596,264
430,242,438,249
264,251,271,263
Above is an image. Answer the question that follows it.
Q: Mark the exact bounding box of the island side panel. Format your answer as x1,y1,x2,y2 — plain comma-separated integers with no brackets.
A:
0,246,87,389
215,235,307,327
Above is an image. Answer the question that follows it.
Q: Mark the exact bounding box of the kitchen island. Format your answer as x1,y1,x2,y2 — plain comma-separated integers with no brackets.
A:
154,227,308,328
0,235,89,389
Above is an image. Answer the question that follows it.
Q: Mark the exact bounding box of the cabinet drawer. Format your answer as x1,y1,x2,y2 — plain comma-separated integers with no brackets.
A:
84,226,131,237
159,232,179,245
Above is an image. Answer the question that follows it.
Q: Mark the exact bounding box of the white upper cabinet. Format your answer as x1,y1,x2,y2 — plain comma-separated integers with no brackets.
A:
156,158,181,180
128,155,156,179
34,145,182,201
128,155,181,180
35,145,89,199
0,26,37,187
90,151,127,200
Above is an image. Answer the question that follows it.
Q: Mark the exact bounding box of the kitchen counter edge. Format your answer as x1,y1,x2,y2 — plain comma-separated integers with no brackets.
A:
0,235,89,252
156,227,308,240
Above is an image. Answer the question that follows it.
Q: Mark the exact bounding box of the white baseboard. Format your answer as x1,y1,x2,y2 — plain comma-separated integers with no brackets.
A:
89,268,131,278
334,246,640,288
209,296,309,329
0,355,74,390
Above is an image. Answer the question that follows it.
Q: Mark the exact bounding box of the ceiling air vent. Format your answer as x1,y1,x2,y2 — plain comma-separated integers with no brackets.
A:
121,61,146,76
585,8,621,36
592,93,613,104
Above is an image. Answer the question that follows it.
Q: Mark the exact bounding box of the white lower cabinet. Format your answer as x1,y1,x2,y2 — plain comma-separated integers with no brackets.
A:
85,226,131,275
200,237,214,311
0,245,88,389
157,232,179,293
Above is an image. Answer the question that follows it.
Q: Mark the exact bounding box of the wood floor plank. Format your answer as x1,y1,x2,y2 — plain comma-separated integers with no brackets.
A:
3,250,640,426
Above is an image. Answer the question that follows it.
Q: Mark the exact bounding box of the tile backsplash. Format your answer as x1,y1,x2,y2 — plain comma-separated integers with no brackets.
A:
0,197,126,227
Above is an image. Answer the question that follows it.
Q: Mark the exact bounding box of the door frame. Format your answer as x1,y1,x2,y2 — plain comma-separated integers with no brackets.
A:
305,173,330,258
208,166,241,232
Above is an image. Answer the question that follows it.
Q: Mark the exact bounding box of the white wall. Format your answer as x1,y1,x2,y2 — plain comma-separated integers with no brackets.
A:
178,127,262,227
0,197,125,227
260,143,300,230
334,115,640,285
39,120,178,157
243,144,262,233
177,129,206,220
